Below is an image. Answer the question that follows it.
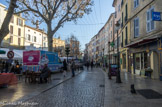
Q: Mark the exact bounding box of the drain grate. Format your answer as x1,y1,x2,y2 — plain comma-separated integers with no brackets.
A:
137,89,162,99
99,85,105,87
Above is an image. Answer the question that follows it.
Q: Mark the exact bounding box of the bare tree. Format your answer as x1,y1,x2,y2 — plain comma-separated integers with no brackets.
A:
17,0,93,51
0,0,18,46
65,33,78,45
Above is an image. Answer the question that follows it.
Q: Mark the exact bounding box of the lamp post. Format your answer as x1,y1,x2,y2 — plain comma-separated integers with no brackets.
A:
108,41,111,79
102,48,104,67
115,21,122,83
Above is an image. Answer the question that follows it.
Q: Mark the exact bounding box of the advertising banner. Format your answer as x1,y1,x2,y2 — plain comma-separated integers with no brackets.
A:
23,51,40,65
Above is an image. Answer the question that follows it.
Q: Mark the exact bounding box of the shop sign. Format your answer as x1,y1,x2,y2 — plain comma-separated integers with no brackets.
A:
152,12,161,21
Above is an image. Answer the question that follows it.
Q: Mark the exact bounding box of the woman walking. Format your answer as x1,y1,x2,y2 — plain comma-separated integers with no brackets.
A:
63,59,67,77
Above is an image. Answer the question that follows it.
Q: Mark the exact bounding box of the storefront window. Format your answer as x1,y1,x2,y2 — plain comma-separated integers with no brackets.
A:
135,53,140,70
144,53,150,68
123,54,126,69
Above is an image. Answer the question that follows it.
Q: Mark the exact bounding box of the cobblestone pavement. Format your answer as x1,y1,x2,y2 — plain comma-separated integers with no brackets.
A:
103,69,162,107
0,70,82,106
4,68,105,107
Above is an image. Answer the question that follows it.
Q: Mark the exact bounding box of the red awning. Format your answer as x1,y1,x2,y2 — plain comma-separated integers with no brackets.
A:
126,38,157,48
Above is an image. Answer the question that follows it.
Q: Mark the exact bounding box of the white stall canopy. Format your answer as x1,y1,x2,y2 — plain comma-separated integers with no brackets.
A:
0,48,23,60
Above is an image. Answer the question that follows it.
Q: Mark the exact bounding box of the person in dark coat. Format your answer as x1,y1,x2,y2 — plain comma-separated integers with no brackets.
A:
63,59,67,77
5,61,9,73
15,62,20,74
40,64,51,83
71,59,75,77
91,60,94,70
87,61,89,70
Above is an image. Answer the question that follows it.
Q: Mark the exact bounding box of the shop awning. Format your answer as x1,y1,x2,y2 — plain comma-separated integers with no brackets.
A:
0,50,6,54
0,48,23,59
126,37,158,48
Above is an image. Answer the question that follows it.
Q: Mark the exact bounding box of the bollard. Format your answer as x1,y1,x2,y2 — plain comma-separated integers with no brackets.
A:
131,84,136,94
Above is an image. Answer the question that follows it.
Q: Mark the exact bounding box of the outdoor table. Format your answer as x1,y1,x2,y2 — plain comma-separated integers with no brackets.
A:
0,73,18,87
25,71,41,83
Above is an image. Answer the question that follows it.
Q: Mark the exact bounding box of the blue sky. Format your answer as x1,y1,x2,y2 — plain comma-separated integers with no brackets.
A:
0,0,114,51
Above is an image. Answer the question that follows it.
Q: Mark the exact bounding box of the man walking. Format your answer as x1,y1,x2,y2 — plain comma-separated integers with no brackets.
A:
86,61,89,70
71,59,75,77
91,60,94,70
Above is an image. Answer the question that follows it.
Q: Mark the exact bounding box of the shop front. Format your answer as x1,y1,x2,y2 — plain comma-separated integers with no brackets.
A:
128,38,159,79
120,48,128,72
133,52,150,75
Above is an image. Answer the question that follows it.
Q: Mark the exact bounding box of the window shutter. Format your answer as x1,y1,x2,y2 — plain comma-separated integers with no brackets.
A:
134,0,136,8
146,11,150,32
137,0,139,6
21,20,23,26
17,18,18,25
137,18,139,36
134,19,136,37
150,8,154,30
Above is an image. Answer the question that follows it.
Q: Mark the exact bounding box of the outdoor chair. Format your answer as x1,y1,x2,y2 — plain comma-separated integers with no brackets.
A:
24,70,31,83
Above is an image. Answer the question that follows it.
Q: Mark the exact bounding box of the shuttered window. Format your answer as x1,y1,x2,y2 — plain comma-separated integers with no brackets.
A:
134,17,139,37
146,7,155,32
134,0,139,8
10,25,13,34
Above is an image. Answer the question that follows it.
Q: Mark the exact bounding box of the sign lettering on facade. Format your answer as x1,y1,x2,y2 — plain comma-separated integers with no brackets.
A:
152,12,161,21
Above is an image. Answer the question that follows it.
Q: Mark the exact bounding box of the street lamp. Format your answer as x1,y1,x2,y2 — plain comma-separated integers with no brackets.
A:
102,48,104,67
108,41,111,79
115,21,122,83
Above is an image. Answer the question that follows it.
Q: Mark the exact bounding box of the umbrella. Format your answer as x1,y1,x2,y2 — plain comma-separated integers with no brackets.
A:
0,50,6,54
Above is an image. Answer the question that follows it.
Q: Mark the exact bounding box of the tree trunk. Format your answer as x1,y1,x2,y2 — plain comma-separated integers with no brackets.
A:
0,0,17,47
47,22,53,52
47,32,53,52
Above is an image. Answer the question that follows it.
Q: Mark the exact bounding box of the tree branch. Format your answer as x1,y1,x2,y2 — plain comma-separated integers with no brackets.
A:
14,9,30,14
51,0,63,20
22,0,48,22
52,0,77,33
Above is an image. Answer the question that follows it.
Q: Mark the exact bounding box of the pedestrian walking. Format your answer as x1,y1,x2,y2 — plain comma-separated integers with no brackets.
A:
86,61,89,70
63,59,67,77
91,60,93,70
71,59,75,77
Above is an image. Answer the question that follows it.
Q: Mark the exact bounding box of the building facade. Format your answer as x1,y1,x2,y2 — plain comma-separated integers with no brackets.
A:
69,39,80,58
24,25,46,50
53,37,65,57
126,0,162,79
120,0,131,72
0,3,6,28
2,14,25,49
